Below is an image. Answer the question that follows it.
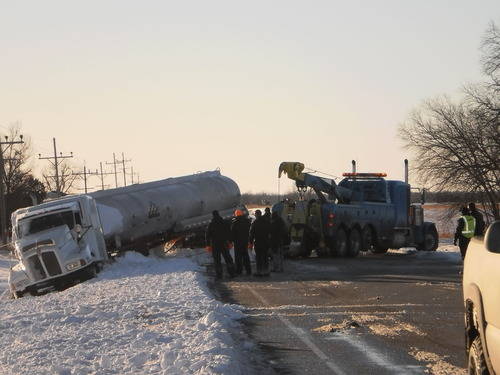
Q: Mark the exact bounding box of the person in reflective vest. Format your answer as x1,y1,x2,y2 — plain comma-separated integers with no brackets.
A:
454,206,476,259
468,202,485,236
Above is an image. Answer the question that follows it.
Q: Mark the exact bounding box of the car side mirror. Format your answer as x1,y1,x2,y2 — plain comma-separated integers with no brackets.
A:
485,221,500,253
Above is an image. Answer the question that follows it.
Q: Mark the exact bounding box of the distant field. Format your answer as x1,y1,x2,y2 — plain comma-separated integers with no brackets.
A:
423,204,457,239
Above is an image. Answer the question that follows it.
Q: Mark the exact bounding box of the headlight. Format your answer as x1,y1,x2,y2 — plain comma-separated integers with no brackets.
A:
66,259,86,271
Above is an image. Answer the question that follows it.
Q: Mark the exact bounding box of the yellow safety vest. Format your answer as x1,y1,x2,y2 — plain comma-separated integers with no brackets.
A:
461,215,476,239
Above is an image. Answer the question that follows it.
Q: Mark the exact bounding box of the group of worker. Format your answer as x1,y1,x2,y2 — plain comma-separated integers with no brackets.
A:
205,207,287,279
454,202,486,259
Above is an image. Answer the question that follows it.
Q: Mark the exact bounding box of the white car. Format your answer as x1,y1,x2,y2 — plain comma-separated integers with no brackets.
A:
463,220,500,374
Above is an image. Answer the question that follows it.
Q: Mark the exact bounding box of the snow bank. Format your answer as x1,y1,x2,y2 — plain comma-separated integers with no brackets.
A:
0,252,247,375
390,245,462,264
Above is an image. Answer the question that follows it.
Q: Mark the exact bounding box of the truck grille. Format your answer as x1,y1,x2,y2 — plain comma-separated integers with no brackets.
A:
41,252,62,276
27,251,62,281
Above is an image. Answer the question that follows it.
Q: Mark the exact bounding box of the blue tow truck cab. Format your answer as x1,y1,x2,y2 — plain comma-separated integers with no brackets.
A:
272,162,438,258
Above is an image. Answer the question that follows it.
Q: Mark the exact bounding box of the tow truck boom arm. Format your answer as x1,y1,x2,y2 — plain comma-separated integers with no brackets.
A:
278,162,352,203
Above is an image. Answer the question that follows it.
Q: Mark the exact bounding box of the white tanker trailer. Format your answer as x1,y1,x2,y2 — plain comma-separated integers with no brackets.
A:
8,170,242,297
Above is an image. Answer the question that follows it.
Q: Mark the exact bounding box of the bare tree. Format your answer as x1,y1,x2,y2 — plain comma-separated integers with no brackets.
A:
399,24,500,220
42,161,78,195
399,97,499,219
0,124,45,226
1,123,33,195
481,22,500,91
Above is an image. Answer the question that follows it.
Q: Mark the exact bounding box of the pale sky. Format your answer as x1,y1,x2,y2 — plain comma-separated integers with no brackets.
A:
1,1,498,194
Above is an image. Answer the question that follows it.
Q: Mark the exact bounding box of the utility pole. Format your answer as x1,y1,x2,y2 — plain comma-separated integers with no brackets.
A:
129,166,139,185
120,152,131,187
39,138,73,194
72,165,98,194
106,153,119,188
99,162,113,190
0,135,24,244
106,152,131,188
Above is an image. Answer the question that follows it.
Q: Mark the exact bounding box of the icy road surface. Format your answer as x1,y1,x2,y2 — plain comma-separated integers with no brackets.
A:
0,251,251,375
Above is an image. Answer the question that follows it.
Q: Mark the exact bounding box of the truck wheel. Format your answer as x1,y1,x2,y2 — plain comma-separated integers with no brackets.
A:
347,228,361,257
361,226,374,252
333,228,348,257
417,226,438,251
468,337,488,375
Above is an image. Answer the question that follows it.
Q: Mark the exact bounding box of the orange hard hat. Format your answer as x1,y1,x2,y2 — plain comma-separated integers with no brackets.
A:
234,209,244,217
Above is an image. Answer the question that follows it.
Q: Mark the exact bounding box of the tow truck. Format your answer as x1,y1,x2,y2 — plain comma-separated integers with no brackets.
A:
273,161,438,257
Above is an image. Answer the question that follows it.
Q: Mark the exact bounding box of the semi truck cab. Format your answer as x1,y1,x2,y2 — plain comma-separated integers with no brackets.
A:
9,195,108,297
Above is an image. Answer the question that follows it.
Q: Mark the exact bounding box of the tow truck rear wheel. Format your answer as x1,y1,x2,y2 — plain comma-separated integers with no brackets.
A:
417,225,439,251
332,228,348,257
347,228,361,257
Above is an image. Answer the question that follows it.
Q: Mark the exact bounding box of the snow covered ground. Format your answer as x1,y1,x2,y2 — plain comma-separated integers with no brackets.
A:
0,249,14,298
0,243,464,375
0,249,256,375
390,244,463,263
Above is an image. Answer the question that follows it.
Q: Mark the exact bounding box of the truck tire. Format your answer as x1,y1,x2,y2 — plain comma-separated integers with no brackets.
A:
361,226,374,252
468,337,488,375
347,228,361,257
332,228,348,257
417,225,438,251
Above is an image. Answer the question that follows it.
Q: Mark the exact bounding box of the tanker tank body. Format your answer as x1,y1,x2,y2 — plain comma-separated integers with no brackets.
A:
89,170,242,253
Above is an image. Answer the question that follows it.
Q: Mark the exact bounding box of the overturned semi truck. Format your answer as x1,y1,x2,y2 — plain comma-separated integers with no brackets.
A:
8,170,242,297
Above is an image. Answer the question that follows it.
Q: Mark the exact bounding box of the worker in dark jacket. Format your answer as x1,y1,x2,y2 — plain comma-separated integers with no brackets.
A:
206,210,235,279
270,211,286,272
263,207,272,222
468,203,485,236
231,209,252,275
249,210,271,276
454,206,476,260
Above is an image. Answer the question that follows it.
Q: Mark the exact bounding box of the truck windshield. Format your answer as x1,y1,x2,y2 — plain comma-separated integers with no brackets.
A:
18,211,81,238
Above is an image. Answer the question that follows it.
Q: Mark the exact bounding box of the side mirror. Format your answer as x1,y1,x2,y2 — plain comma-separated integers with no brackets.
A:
485,221,500,253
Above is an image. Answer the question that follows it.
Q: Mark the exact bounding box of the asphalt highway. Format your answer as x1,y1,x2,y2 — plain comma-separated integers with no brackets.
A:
210,249,465,375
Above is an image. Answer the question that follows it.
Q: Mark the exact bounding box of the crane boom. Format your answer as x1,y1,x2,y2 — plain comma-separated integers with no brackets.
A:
278,162,352,203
